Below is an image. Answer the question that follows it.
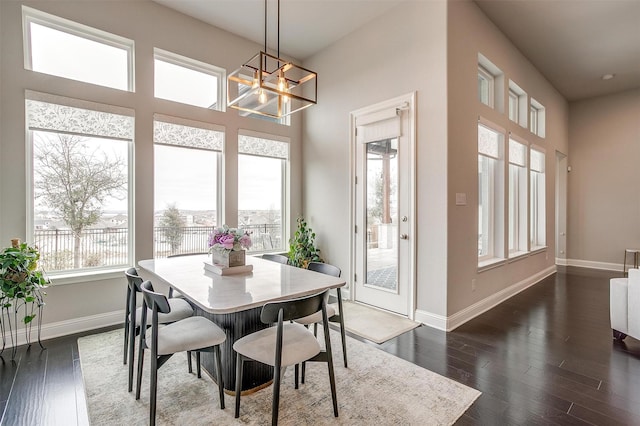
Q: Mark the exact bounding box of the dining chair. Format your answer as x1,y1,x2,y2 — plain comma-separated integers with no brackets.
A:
137,280,227,426
123,268,194,393
294,262,347,386
262,253,289,264
233,290,338,425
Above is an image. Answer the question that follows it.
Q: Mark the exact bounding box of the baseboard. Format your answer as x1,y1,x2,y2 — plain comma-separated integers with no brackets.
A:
556,257,568,266
415,265,556,332
2,310,124,349
414,309,448,331
565,258,622,272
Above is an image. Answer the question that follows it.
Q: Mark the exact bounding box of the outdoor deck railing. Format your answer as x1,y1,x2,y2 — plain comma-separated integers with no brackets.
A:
34,224,283,272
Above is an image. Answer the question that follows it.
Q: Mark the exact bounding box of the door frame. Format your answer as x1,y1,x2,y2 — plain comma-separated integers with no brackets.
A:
348,92,417,319
555,151,568,265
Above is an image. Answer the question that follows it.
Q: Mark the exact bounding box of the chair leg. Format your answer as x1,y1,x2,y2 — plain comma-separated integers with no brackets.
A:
196,351,202,378
149,354,158,426
272,367,282,426
294,363,299,389
234,354,244,418
337,289,348,368
187,350,193,373
123,287,131,365
135,339,145,400
301,361,306,384
213,346,225,409
127,324,137,392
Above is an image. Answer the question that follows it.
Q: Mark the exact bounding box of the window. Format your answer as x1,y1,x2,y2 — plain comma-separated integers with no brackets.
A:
478,53,504,112
509,80,528,128
530,98,546,137
153,115,224,258
478,120,505,263
238,132,289,253
478,65,494,107
154,49,225,110
23,6,134,91
27,91,134,273
508,137,528,256
530,148,546,249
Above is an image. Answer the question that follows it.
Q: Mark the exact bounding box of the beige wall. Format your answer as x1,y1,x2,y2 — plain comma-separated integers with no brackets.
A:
303,1,449,317
446,0,569,316
0,0,303,332
567,89,640,269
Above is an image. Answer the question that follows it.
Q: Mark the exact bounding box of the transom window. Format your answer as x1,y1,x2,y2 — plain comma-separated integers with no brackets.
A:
154,49,225,110
23,6,134,91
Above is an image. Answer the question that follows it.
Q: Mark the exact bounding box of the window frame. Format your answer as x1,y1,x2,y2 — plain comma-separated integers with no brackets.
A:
22,6,135,92
478,65,495,108
508,136,529,257
237,130,290,254
26,92,135,278
154,48,226,111
529,146,546,250
477,119,505,266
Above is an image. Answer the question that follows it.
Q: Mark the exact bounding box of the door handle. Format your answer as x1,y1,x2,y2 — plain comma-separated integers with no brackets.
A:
400,234,409,240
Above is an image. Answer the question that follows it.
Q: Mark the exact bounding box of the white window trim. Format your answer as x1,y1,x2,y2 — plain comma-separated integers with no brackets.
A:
478,65,494,107
22,6,135,92
26,93,135,276
238,130,291,253
154,48,226,111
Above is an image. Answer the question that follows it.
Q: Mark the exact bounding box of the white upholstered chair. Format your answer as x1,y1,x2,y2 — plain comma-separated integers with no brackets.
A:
137,280,227,426
610,268,640,341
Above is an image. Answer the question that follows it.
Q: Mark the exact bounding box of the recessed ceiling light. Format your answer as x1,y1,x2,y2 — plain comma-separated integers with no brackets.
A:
602,74,615,80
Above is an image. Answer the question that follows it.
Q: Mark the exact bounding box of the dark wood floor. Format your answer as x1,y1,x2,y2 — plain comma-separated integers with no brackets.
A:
2,267,639,425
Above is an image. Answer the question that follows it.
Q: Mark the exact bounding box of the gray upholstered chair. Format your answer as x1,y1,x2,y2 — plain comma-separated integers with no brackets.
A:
262,253,289,264
294,262,347,386
123,268,193,393
233,290,338,425
137,280,226,426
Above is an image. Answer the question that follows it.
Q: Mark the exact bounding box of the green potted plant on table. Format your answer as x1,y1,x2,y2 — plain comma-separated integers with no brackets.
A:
0,239,50,360
288,217,324,268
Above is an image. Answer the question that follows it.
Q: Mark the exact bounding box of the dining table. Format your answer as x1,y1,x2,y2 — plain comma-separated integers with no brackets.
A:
137,254,346,394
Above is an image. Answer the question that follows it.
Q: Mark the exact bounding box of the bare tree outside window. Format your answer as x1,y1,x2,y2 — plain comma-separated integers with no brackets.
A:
33,133,127,269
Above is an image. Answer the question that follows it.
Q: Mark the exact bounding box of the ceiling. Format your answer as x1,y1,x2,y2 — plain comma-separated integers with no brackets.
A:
154,0,640,102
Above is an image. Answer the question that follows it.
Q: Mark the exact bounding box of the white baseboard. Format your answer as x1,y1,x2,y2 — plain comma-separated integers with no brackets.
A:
3,310,124,349
415,265,556,332
556,257,568,266
564,258,622,272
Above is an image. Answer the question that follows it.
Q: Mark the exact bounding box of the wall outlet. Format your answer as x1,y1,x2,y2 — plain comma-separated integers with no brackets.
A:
471,278,477,291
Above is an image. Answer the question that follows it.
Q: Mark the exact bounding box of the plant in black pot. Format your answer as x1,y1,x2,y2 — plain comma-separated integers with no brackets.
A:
288,217,324,269
0,239,50,359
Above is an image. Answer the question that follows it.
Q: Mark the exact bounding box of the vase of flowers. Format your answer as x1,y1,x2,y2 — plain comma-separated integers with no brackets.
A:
208,225,252,268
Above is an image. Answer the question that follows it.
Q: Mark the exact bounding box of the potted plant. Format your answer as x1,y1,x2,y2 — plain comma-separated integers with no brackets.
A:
288,217,324,268
0,239,49,359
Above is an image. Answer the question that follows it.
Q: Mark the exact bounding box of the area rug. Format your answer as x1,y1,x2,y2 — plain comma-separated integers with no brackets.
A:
78,329,480,425
342,301,420,344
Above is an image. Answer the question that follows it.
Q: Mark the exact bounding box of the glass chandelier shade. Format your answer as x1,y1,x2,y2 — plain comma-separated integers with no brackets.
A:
227,51,317,119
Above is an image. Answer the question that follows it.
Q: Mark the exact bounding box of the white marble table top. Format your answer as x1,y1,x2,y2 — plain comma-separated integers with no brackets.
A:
137,255,345,314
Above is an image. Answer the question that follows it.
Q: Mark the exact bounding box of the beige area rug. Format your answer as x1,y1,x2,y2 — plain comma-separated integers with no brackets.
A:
342,301,420,344
78,329,480,425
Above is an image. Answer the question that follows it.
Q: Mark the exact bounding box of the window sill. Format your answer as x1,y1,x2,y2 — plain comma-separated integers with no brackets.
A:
530,246,547,256
508,251,529,262
478,257,506,272
49,268,128,286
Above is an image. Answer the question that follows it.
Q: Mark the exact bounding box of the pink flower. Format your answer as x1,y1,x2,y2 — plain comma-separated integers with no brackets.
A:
239,234,252,249
219,234,235,250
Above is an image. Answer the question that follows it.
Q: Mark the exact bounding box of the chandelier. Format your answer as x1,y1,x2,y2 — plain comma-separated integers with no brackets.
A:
227,0,317,119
